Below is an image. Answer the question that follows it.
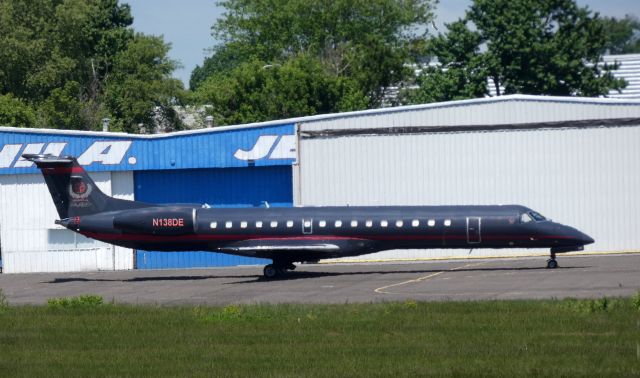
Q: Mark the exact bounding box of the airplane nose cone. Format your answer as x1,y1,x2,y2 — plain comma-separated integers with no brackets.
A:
580,233,595,245
571,228,594,245
555,225,594,246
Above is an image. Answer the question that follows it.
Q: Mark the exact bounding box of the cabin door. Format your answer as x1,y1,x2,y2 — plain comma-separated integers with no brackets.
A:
466,217,481,244
302,219,313,234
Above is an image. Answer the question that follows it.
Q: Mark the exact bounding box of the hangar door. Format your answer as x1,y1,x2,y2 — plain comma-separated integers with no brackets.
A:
134,166,293,269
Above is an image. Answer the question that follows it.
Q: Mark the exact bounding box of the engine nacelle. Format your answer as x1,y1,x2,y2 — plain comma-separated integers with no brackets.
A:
113,207,195,235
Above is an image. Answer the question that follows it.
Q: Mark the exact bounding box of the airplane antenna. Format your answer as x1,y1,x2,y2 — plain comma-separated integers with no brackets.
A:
468,249,473,255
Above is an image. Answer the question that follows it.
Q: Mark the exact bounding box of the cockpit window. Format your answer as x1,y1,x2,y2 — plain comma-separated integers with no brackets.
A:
520,213,533,223
521,211,546,223
529,211,546,221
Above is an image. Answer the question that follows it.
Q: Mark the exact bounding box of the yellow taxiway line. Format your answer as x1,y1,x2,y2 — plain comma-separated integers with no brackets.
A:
374,261,488,295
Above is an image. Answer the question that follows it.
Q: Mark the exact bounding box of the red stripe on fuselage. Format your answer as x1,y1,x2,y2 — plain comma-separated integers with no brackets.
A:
80,231,575,243
42,167,85,174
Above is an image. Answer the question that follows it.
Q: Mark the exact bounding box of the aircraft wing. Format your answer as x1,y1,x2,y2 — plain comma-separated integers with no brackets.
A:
217,238,377,258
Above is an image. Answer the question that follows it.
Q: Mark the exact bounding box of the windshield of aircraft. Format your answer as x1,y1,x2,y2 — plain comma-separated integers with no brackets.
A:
520,211,547,223
529,211,546,221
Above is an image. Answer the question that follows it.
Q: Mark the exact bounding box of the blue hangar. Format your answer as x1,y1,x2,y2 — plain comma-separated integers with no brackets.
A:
0,123,295,273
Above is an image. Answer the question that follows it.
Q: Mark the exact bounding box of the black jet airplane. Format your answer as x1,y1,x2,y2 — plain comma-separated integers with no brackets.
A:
24,154,594,278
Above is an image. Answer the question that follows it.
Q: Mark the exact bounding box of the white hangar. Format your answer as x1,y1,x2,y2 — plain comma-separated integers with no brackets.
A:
293,94,640,261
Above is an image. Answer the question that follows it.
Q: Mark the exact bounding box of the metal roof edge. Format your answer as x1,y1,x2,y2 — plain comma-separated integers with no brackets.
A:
0,119,296,139
293,94,640,124
2,95,640,138
602,53,640,60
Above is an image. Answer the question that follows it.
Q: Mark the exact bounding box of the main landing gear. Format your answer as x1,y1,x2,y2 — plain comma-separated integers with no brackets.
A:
546,252,558,269
263,261,296,279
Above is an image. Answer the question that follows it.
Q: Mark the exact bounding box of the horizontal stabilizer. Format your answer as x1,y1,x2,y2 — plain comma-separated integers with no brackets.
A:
22,154,74,165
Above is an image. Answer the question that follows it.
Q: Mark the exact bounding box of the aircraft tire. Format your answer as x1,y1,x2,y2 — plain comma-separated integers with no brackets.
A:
546,259,558,269
263,264,278,279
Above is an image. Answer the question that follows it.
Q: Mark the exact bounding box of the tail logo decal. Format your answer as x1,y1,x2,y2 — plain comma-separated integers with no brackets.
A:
69,178,93,205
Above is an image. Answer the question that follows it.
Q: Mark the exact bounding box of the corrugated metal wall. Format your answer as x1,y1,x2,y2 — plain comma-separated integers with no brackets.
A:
0,172,134,273
298,115,640,260
133,166,293,269
0,123,294,273
603,54,640,99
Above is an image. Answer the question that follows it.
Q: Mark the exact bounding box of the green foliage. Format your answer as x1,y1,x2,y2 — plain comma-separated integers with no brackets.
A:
0,0,181,132
47,294,104,309
0,288,8,313
193,0,436,121
633,290,640,311
600,15,640,54
0,94,36,128
410,0,626,103
104,34,184,133
190,44,250,91
560,297,627,313
194,55,367,125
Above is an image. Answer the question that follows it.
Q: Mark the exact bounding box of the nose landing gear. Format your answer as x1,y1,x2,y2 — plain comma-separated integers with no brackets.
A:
546,251,558,269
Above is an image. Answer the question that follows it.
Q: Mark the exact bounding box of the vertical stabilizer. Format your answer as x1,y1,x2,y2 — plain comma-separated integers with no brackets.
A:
23,154,149,219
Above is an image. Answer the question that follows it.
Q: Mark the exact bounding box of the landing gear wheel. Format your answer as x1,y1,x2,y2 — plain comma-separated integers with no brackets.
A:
263,264,278,279
546,259,558,269
263,260,296,279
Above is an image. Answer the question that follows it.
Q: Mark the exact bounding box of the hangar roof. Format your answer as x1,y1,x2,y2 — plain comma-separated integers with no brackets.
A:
297,94,640,134
2,94,640,173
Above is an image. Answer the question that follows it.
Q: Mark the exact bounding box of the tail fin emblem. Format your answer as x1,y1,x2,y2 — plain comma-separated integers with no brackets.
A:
69,178,93,201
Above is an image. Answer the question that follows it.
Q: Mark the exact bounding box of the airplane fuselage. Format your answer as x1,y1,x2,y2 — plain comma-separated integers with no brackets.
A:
24,153,594,278
72,204,592,261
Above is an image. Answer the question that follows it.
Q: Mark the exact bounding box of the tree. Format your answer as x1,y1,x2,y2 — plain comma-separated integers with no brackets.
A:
410,0,626,103
105,34,184,133
0,0,182,132
405,20,489,103
194,55,367,126
0,94,36,128
190,44,251,91
193,0,436,118
600,15,640,54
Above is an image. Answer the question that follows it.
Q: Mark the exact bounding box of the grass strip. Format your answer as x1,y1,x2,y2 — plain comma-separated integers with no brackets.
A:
0,295,639,377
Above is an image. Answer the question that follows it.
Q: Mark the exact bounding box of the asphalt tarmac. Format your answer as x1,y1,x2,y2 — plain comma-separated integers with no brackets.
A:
1,253,639,306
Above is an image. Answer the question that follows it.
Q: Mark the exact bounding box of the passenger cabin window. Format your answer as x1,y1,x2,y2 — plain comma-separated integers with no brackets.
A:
304,220,312,227
351,220,358,227
210,222,217,229
256,221,263,228
428,220,435,227
380,220,388,227
225,221,233,229
412,220,419,227
335,220,342,227
444,219,452,227
396,220,403,227
240,221,247,229
365,220,373,228
286,220,294,228
319,220,326,228
270,221,278,228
